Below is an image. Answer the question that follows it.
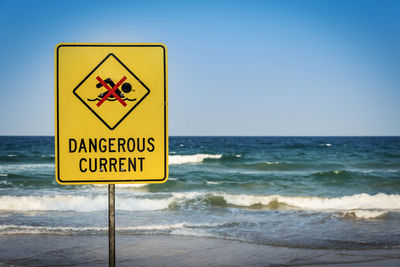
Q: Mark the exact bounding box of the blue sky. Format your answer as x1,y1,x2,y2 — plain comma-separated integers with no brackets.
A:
0,0,399,135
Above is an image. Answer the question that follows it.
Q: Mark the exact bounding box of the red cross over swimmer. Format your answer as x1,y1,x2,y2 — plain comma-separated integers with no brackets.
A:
96,76,127,107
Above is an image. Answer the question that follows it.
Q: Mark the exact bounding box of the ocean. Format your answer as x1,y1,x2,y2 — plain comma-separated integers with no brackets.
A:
0,136,399,250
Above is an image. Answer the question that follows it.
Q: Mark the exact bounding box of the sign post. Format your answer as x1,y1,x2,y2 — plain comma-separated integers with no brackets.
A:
55,43,168,266
109,184,115,267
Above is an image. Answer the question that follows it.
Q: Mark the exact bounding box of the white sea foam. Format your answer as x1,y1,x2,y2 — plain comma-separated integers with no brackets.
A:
340,210,388,219
120,222,223,231
0,222,224,235
0,191,206,212
206,181,221,185
169,154,222,165
172,191,204,199
0,163,54,172
0,224,103,234
122,223,187,231
0,195,173,212
171,191,400,215
2,191,399,218
219,192,400,211
170,228,214,238
263,161,280,165
319,143,332,147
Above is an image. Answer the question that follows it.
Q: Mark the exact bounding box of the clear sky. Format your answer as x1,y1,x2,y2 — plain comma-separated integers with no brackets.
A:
0,0,399,135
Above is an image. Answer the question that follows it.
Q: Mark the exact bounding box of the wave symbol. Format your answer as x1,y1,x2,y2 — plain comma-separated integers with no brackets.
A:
87,98,137,102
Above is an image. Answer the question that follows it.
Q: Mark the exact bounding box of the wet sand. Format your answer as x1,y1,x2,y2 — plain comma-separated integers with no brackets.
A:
0,234,399,266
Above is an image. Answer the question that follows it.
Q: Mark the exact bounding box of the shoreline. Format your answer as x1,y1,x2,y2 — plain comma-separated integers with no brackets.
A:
1,234,399,266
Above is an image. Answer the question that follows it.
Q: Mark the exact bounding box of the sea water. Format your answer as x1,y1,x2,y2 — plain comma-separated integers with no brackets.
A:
0,136,399,249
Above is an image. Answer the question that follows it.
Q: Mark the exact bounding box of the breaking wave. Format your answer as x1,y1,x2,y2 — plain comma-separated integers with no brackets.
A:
0,194,173,212
0,222,226,235
1,192,398,220
338,210,388,219
169,154,222,164
216,192,400,211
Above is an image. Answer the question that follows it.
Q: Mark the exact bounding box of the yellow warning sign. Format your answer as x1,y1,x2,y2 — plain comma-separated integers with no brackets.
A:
55,43,168,184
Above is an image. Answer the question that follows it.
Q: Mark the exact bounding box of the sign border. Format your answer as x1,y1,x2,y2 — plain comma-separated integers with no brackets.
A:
55,43,168,184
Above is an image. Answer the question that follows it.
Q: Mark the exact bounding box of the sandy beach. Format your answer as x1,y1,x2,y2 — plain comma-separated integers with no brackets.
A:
1,234,399,266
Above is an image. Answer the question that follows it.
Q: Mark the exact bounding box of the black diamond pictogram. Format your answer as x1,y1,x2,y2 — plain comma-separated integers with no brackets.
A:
73,53,150,130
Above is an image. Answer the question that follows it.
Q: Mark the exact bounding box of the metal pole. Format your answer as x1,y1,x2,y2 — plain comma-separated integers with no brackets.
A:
108,184,115,267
